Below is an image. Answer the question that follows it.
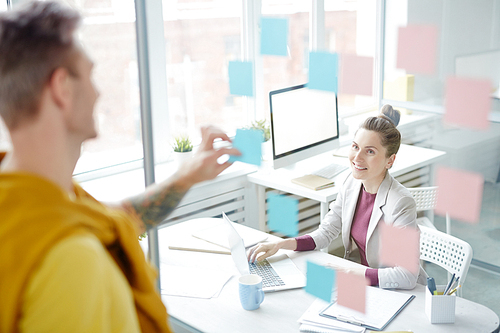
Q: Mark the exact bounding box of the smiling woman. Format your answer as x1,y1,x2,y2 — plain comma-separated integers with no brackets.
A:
349,105,401,193
248,104,424,290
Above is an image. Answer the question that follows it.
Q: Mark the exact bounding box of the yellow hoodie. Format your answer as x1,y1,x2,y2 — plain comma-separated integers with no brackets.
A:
0,171,171,333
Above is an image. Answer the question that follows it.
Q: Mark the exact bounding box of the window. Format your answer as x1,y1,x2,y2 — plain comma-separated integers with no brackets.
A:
259,1,309,121
259,0,379,123
0,0,144,177
162,0,245,145
325,0,378,116
72,0,143,176
0,0,380,176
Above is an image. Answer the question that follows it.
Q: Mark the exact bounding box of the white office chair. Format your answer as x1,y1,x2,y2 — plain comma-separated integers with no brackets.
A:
419,225,473,296
408,186,451,234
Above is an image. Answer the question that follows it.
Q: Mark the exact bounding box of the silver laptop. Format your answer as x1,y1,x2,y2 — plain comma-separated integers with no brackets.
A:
223,212,306,292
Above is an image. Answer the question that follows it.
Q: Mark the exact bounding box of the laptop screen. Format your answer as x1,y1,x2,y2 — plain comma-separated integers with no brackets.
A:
223,213,250,275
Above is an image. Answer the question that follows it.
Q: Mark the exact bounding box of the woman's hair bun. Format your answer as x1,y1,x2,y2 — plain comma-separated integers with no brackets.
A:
379,104,400,127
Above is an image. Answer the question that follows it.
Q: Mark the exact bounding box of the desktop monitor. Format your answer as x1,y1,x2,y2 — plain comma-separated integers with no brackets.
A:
269,84,339,169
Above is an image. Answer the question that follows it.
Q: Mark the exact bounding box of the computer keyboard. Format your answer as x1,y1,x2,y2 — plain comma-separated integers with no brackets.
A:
311,163,349,179
250,260,285,288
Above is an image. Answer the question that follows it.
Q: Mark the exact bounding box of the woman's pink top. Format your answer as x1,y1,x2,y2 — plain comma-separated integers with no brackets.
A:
295,186,379,286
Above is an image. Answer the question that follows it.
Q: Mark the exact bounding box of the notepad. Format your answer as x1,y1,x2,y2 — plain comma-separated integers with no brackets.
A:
320,286,415,331
168,235,231,255
292,174,335,191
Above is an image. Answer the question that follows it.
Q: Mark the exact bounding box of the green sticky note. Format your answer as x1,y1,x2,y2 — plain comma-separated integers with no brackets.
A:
305,261,336,303
267,192,298,237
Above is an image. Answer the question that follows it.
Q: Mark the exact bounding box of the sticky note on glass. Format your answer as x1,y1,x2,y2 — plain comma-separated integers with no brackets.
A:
228,61,254,97
260,17,288,56
444,76,491,130
267,192,299,237
379,223,420,275
397,25,438,75
228,129,262,166
308,51,339,93
305,261,336,303
337,271,368,313
435,166,484,224
339,54,374,96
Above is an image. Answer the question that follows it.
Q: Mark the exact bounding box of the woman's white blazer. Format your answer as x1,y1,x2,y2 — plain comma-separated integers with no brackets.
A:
309,171,426,289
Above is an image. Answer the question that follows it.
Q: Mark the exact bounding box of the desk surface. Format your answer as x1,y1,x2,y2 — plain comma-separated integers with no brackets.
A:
159,219,499,333
247,144,446,203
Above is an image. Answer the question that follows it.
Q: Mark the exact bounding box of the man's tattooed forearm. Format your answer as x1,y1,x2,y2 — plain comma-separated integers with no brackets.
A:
127,184,188,229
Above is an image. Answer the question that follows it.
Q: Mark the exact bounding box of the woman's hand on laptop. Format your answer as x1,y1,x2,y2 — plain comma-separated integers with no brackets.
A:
247,238,298,263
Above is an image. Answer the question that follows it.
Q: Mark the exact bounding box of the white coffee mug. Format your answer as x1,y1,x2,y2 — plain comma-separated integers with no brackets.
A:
238,274,264,310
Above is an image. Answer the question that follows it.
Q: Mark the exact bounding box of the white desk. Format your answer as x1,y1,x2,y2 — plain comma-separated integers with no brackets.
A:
247,144,446,231
159,219,499,333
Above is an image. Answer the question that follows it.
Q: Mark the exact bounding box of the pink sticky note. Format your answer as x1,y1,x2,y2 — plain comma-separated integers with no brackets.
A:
379,223,420,275
340,54,374,96
336,271,368,314
397,25,438,75
435,166,484,224
444,76,491,130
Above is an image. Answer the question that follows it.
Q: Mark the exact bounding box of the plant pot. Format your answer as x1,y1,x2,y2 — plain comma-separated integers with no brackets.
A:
173,151,193,169
261,141,272,161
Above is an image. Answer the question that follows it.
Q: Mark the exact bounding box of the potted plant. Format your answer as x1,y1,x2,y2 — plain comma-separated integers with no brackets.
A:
248,119,270,142
247,119,271,161
172,135,193,167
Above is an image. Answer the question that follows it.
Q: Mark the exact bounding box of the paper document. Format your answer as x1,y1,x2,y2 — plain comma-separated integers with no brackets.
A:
298,298,365,333
292,175,335,191
160,265,232,299
168,235,231,255
320,287,415,331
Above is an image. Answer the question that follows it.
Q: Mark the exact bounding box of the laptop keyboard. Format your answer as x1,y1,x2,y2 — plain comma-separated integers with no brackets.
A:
250,260,286,288
312,163,349,179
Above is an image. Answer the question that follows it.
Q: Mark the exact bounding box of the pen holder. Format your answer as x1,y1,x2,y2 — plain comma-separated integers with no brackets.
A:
425,285,456,324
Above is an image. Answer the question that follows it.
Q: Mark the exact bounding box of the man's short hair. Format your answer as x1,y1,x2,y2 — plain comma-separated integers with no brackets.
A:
0,1,81,129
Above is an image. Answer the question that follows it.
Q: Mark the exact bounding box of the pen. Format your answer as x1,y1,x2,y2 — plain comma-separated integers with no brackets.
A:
427,277,437,295
444,273,455,295
448,285,461,295
448,276,459,292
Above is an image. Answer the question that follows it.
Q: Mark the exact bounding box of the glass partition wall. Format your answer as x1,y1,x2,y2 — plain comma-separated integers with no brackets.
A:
383,0,500,316
1,0,498,319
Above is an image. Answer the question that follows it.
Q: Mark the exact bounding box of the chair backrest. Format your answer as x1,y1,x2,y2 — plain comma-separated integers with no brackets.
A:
407,186,438,212
419,225,473,286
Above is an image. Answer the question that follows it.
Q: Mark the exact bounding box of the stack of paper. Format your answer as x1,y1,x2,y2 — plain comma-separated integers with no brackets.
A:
298,298,365,333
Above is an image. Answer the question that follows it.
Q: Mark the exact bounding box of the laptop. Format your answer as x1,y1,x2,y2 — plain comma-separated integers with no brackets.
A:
223,212,306,292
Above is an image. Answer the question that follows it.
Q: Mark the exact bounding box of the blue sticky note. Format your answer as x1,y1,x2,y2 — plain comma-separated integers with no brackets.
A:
305,261,336,303
308,51,339,92
228,129,262,166
228,61,254,97
260,17,288,56
267,193,298,237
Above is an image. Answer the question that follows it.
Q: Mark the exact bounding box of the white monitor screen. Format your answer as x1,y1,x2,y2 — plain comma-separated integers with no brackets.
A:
270,84,339,169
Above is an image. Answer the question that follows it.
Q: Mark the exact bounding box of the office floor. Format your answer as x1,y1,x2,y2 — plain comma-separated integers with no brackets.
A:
425,181,500,319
